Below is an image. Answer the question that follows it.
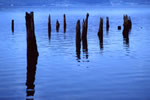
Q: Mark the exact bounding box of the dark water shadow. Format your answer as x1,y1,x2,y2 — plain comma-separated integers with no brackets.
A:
12,32,14,35
83,51,89,62
76,51,81,62
64,33,66,39
106,31,109,35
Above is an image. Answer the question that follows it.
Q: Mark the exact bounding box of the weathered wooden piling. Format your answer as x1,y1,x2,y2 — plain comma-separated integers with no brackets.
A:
76,20,81,59
12,19,14,33
123,15,132,31
85,13,89,34
123,15,132,45
128,17,132,29
25,12,39,97
80,13,89,52
98,18,103,44
25,12,39,60
64,14,66,33
56,20,60,32
25,11,39,69
106,17,109,31
82,19,88,52
48,15,51,40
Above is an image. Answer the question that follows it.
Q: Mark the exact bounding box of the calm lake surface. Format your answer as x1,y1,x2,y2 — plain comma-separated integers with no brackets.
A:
0,7,150,100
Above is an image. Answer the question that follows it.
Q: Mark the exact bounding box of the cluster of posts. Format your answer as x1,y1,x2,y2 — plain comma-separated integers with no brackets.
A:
75,14,132,58
11,11,133,98
76,13,89,59
11,12,132,58
11,12,133,97
123,15,132,45
11,12,132,60
48,14,66,40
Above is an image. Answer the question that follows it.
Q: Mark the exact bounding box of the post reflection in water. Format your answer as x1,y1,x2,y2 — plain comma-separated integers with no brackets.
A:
122,25,130,47
123,32,129,47
26,55,38,99
122,26,130,48
100,42,103,50
76,51,81,62
82,38,89,60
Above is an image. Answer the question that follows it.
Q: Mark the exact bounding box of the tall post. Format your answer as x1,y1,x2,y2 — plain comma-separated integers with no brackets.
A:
64,14,66,33
12,19,14,33
106,17,109,31
76,20,81,59
25,12,39,98
98,18,103,44
48,15,51,40
85,13,89,34
82,19,88,52
56,20,60,32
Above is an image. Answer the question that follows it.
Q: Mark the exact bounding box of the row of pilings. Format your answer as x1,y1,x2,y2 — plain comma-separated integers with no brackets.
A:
48,14,66,39
76,13,89,59
23,12,132,61
24,12,132,97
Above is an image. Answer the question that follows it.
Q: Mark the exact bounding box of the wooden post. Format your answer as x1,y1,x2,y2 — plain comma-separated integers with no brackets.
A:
48,15,51,40
106,17,109,31
82,19,88,52
64,14,66,33
98,18,103,44
128,16,132,29
25,12,39,97
76,20,81,59
85,13,89,34
25,11,39,67
56,20,60,32
12,19,14,33
123,15,132,45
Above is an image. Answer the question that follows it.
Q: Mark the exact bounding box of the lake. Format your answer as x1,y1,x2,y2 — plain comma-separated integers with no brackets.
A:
0,6,150,100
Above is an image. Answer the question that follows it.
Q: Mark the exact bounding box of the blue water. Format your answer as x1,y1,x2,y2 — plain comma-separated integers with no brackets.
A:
0,7,150,100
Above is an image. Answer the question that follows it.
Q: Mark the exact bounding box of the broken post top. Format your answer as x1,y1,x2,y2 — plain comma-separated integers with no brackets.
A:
64,14,66,23
56,20,60,24
26,12,34,18
86,13,89,19
106,17,109,24
76,20,80,30
64,14,66,18
100,17,103,27
25,12,35,39
123,14,132,30
48,15,51,21
106,17,109,20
